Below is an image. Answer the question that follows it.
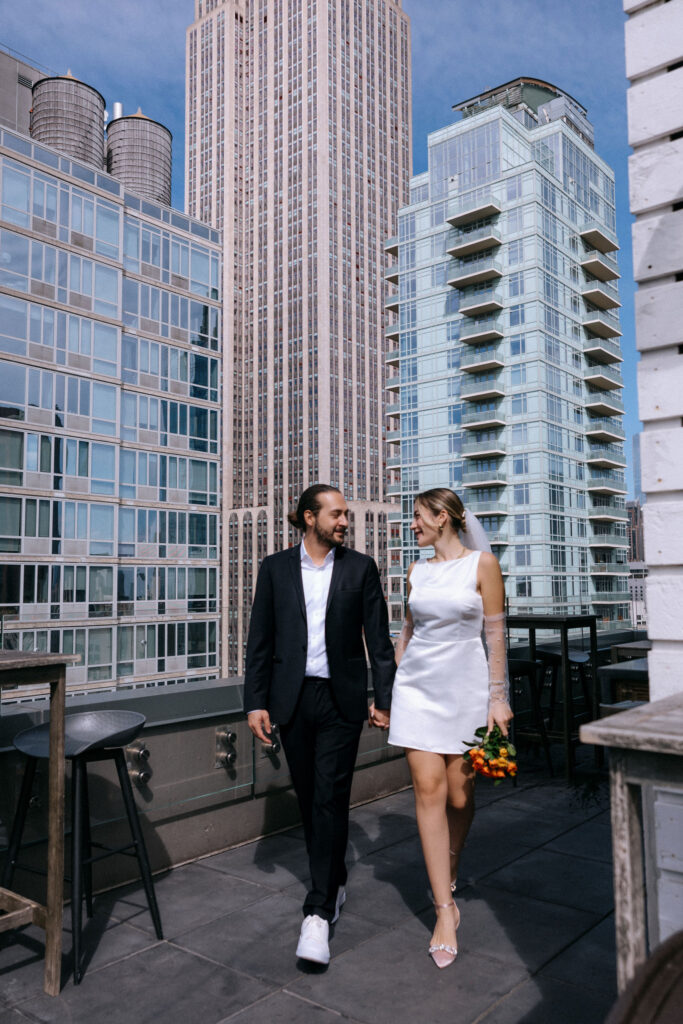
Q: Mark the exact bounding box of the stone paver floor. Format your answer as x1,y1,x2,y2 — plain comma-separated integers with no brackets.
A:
0,756,617,1024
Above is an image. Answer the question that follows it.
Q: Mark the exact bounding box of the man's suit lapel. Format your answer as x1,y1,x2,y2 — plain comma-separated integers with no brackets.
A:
326,545,346,613
289,544,307,623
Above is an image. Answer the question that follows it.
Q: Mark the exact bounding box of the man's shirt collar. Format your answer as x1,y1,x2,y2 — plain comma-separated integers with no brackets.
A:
300,539,336,568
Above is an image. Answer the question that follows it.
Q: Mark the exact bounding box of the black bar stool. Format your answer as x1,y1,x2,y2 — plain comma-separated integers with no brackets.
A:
508,658,554,776
2,710,163,984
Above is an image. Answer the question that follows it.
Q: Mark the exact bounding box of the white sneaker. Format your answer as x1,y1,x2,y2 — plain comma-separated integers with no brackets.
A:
331,886,346,925
296,914,330,964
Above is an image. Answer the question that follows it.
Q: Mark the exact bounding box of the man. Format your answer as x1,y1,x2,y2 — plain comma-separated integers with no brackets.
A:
245,484,395,965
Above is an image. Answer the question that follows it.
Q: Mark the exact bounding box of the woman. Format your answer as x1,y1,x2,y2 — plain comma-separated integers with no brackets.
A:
379,488,512,968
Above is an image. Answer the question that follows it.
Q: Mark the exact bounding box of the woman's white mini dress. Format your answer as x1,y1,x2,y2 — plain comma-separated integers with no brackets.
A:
388,552,489,754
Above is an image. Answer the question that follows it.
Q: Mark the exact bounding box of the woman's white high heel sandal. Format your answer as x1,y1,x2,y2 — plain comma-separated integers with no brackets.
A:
428,900,460,969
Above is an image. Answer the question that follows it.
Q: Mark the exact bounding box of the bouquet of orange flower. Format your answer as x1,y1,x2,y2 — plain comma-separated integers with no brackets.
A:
463,725,517,784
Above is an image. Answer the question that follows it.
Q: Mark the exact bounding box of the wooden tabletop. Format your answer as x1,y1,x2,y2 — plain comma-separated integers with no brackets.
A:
581,692,683,755
599,657,650,679
0,651,81,671
611,640,652,657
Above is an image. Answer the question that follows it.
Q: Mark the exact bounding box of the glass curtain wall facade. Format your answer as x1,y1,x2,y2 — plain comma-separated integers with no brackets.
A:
186,0,411,675
386,79,629,628
0,126,222,700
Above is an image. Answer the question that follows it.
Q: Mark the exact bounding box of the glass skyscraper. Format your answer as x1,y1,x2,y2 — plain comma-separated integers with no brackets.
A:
0,96,222,700
386,79,629,629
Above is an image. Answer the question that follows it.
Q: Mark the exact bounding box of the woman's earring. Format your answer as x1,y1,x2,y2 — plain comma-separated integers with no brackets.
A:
439,523,444,534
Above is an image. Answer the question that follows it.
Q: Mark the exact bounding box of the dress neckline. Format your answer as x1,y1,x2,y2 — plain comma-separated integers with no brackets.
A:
424,550,477,566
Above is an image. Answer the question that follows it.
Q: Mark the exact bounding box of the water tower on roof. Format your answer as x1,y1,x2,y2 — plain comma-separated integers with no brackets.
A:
30,71,106,168
106,106,172,205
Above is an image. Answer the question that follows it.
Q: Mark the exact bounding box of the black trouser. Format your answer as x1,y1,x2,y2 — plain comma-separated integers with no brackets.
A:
279,677,363,922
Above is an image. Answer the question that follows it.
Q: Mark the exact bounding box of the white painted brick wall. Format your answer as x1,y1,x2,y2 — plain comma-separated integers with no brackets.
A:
629,137,683,214
634,281,683,350
638,364,683,421
625,0,683,80
646,571,683,639
632,208,683,281
627,0,683,700
627,66,683,145
643,500,683,564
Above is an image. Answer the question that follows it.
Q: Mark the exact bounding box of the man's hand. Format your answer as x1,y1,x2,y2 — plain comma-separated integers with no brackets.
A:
247,709,274,744
368,702,390,730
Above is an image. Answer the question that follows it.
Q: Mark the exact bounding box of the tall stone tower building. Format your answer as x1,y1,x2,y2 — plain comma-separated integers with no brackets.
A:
186,0,412,673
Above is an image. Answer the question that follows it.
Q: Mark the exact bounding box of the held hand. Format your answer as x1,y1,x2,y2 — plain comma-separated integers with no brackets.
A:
368,702,390,730
487,702,514,738
247,709,274,744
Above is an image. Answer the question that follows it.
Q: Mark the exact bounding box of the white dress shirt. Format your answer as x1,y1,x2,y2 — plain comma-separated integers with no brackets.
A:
300,539,335,678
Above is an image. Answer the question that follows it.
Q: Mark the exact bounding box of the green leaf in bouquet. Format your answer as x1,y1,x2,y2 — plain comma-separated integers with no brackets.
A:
507,744,517,756
474,726,487,738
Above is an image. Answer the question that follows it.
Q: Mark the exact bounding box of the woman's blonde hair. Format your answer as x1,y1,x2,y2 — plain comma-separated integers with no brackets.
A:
414,488,466,533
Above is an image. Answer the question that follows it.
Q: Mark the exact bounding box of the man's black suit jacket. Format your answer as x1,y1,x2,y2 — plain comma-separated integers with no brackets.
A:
244,543,396,725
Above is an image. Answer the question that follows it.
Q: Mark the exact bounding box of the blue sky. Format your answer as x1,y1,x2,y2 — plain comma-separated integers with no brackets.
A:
1,0,640,493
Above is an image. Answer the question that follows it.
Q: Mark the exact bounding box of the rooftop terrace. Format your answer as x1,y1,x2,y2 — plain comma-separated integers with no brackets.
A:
0,755,617,1024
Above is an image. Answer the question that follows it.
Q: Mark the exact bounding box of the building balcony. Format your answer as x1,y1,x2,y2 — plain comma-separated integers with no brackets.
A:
459,288,504,317
386,480,403,496
447,191,502,227
446,225,503,258
386,400,400,417
385,323,399,342
586,444,627,469
584,363,623,391
385,236,398,257
460,344,505,372
580,248,620,282
386,428,401,443
590,589,631,604
585,417,626,443
386,378,400,394
461,437,506,457
590,562,630,575
386,453,401,469
461,469,507,487
583,309,622,340
460,317,505,344
386,348,400,366
585,391,625,417
588,500,628,522
460,377,505,401
589,530,629,548
583,335,623,364
587,471,628,495
466,499,509,515
384,264,399,285
579,220,619,253
447,257,503,289
461,407,506,429
581,279,621,310
488,531,509,546
385,292,399,312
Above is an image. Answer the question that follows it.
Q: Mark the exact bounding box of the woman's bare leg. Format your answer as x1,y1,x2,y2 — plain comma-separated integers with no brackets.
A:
406,749,459,952
445,754,476,885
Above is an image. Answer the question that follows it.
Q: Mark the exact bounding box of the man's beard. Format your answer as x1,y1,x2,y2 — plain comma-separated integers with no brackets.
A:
314,521,346,549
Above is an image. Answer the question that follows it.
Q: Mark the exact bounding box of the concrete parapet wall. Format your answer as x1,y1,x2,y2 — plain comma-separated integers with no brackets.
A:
0,681,411,898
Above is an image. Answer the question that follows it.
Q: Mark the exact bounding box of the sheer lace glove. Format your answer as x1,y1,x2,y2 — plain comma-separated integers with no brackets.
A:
394,608,414,666
483,612,513,735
